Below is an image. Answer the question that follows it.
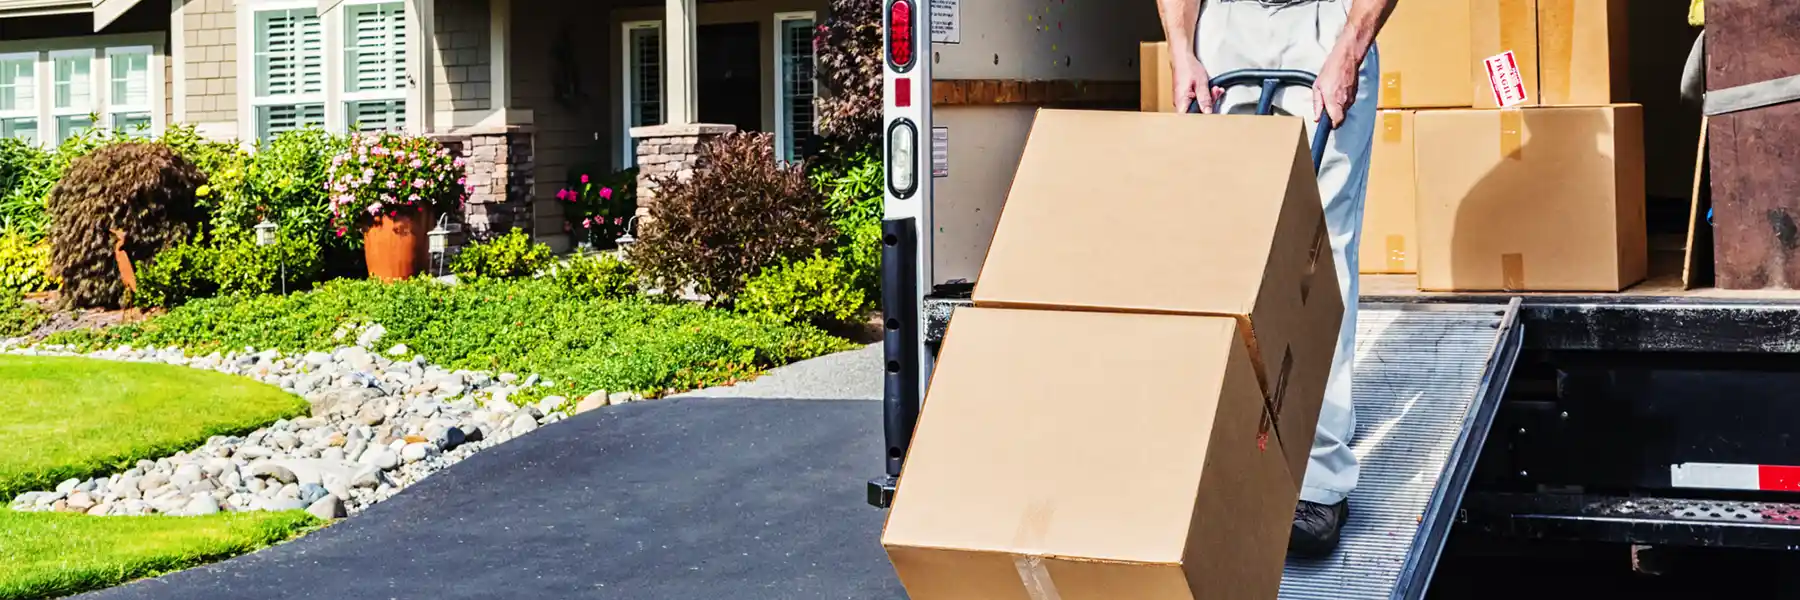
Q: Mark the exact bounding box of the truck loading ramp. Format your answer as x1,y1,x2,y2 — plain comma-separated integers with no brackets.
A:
1279,300,1523,600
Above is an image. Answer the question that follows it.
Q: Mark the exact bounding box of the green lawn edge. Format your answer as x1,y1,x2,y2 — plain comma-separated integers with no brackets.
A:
0,509,322,600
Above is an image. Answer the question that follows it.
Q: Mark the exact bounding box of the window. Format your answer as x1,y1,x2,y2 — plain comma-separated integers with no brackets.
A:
621,21,662,167
252,8,326,140
344,2,406,132
775,13,817,162
0,53,37,143
107,47,153,136
50,50,94,143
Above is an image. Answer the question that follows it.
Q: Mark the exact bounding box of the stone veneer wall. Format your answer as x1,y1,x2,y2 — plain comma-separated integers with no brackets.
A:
431,129,534,249
630,124,737,218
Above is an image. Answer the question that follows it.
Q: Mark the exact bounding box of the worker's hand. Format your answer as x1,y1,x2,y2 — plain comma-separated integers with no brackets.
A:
1173,53,1225,114
1313,50,1360,126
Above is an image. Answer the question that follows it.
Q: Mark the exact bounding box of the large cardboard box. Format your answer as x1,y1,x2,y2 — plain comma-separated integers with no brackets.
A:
882,308,1297,600
1375,0,1473,108
1537,0,1630,106
1414,105,1648,291
1141,41,1175,113
1472,0,1540,108
1361,110,1418,274
974,109,1342,479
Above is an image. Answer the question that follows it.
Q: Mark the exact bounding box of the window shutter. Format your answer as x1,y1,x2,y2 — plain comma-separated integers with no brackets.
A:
260,103,326,138
257,9,323,98
348,3,405,94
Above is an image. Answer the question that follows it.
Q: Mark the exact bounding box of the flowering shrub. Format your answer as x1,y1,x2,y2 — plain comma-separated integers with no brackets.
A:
557,168,637,249
326,132,467,235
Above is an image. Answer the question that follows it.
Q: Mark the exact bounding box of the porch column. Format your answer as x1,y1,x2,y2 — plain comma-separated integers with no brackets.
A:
664,0,698,125
489,0,510,111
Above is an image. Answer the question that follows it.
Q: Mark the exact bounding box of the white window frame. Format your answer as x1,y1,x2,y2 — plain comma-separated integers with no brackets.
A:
48,48,99,143
339,0,408,133
0,35,166,146
103,45,156,135
772,11,817,164
619,20,664,169
0,51,40,142
242,1,329,142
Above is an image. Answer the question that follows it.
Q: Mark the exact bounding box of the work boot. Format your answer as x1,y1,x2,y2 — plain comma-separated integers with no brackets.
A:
1289,500,1348,558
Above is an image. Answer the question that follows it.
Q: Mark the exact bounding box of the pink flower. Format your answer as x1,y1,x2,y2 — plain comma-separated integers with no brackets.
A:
410,159,424,168
453,158,467,168
335,226,348,237
408,194,421,202
582,218,592,229
412,179,428,189
614,217,623,225
580,174,590,184
367,204,381,215
457,177,467,186
599,188,613,200
555,189,571,201
363,168,376,178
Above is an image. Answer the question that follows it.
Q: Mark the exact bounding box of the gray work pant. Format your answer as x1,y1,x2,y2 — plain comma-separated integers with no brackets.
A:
1196,0,1376,506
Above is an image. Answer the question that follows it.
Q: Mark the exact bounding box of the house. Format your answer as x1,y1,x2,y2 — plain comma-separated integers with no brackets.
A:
0,0,827,250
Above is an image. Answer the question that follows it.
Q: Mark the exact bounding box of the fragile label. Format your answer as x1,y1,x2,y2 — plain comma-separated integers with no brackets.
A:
1483,50,1529,108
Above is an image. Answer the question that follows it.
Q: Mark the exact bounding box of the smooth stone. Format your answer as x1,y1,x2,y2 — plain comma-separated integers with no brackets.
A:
264,497,309,511
294,417,327,430
360,448,400,471
87,502,112,516
344,438,369,463
184,493,220,516
400,442,436,463
350,467,385,489
498,373,518,384
269,431,299,450
320,447,346,462
424,425,465,450
536,396,566,414
55,478,80,494
609,391,636,405
237,446,275,460
576,391,610,414
522,374,539,388
508,415,539,436
66,491,96,511
276,483,301,500
171,464,204,486
357,409,386,427
307,495,347,519
249,463,298,484
298,483,328,505
137,473,170,492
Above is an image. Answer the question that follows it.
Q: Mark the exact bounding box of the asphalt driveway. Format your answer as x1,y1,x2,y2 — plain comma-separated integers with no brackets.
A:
81,347,903,599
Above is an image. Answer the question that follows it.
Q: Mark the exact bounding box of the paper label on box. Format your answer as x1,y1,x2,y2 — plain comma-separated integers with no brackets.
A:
930,0,959,44
1483,50,1529,108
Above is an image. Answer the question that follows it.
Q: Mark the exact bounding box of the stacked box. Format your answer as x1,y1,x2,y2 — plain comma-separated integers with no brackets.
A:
883,110,1344,600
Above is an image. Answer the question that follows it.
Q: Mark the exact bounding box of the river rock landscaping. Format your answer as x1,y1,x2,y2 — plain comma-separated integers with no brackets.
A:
4,339,640,521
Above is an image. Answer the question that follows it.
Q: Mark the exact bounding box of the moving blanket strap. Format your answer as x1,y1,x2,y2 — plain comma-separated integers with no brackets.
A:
1705,72,1800,116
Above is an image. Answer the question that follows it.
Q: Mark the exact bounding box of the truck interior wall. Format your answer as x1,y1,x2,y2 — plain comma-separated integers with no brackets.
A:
927,0,1160,287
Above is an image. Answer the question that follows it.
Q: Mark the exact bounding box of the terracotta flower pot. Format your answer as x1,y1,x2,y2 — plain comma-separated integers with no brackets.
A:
363,207,430,282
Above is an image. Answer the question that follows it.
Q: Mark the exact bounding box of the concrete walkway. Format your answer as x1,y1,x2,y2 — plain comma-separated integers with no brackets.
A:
81,347,904,600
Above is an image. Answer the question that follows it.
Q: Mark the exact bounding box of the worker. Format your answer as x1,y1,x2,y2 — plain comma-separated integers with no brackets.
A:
1156,0,1398,557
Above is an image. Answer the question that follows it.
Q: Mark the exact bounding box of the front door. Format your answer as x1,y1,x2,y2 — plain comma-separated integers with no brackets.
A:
697,23,762,134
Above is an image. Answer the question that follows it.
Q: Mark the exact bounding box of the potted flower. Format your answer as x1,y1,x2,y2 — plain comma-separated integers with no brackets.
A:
558,168,637,250
327,132,467,281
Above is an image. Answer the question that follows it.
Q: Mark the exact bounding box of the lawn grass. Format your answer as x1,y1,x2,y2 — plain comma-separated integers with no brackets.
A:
48,277,855,399
0,355,310,501
0,509,319,600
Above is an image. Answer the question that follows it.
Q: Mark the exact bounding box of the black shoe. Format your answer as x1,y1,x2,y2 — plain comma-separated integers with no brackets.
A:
1289,500,1348,558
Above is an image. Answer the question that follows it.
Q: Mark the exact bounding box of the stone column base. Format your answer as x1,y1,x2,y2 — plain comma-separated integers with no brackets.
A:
430,127,535,251
630,123,738,219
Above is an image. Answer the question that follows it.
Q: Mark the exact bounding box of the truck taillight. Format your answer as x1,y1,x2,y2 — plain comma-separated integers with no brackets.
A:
888,119,918,198
887,0,915,72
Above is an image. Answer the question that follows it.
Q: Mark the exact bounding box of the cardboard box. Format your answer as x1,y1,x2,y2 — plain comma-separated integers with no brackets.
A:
1141,41,1175,113
973,109,1342,479
1413,105,1648,291
1537,0,1630,106
1375,0,1473,108
1361,110,1418,274
1472,0,1540,108
882,308,1297,600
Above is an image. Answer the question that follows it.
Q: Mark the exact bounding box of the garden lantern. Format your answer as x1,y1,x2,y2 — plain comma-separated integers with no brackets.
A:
254,219,278,247
428,221,451,255
614,216,641,256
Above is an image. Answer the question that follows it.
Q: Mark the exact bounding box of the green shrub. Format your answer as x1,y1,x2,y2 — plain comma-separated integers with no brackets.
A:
450,228,553,282
132,238,218,309
738,251,868,326
157,125,251,229
240,128,349,246
0,139,56,240
0,291,45,338
51,277,853,398
0,233,55,295
559,168,639,249
633,132,836,304
550,253,638,300
48,142,206,309
212,232,324,297
836,214,882,306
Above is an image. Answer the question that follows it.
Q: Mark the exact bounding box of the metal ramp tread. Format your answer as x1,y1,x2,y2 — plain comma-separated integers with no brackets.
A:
1279,301,1522,600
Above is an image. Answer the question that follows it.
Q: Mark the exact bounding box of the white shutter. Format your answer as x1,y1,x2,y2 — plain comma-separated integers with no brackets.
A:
259,103,326,139
347,3,405,94
347,100,402,132
256,9,323,99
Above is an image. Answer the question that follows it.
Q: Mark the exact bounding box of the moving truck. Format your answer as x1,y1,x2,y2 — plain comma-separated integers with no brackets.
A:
867,1,1800,597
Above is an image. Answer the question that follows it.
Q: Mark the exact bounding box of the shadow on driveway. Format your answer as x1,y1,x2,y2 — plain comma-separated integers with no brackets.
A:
81,397,907,600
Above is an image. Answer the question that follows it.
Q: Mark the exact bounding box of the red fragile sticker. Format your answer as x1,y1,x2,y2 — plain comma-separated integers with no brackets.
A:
1484,50,1528,107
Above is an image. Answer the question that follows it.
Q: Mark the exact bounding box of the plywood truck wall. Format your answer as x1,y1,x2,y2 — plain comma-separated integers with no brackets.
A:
927,0,1162,287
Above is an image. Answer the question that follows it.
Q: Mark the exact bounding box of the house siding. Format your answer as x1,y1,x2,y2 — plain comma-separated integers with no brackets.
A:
432,0,489,115
177,0,235,137
509,0,614,251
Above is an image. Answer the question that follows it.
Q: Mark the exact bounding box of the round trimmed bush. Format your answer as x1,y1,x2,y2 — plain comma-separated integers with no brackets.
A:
47,142,205,308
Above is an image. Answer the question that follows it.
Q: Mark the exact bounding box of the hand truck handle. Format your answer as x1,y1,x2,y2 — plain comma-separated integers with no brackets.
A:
1187,69,1335,174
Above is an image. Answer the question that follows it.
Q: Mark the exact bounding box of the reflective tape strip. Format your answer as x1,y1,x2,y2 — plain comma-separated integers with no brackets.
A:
1671,463,1800,492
